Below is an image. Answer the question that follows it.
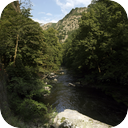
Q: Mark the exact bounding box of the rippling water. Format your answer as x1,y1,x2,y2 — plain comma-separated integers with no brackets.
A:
42,68,127,126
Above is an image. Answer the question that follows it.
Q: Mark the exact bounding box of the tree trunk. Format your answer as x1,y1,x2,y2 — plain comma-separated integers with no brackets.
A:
97,61,101,73
98,64,101,73
13,34,19,66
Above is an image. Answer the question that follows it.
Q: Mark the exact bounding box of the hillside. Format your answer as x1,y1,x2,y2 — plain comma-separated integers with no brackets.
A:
42,7,87,43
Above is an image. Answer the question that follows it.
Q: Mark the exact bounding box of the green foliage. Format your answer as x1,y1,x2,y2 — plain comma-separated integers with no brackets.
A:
6,62,48,121
50,23,57,28
5,113,30,128
13,0,18,7
18,99,47,121
0,1,62,123
21,7,32,18
64,7,86,19
0,1,62,71
43,28,63,70
63,0,128,104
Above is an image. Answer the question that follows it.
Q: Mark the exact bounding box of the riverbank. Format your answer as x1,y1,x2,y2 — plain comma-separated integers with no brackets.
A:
75,77,128,108
41,67,127,126
65,67,128,108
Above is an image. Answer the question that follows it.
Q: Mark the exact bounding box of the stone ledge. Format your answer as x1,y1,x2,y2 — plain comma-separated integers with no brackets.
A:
52,109,112,128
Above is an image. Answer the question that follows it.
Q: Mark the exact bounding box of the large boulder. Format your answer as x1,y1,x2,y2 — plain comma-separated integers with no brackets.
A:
52,109,112,128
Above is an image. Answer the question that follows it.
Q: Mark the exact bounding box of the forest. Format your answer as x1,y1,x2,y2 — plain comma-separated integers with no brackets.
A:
0,0,62,126
0,0,128,127
63,0,128,106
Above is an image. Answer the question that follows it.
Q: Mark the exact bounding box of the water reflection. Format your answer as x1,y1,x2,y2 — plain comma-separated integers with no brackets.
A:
42,68,127,126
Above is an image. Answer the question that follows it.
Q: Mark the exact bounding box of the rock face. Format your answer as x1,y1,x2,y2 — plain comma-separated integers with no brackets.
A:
42,22,54,30
52,109,112,128
42,7,87,43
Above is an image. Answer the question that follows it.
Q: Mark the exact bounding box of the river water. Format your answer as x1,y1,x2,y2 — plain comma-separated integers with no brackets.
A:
42,67,127,126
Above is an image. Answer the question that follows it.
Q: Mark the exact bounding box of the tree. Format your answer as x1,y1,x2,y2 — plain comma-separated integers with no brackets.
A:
63,0,128,106
43,28,62,70
0,1,54,122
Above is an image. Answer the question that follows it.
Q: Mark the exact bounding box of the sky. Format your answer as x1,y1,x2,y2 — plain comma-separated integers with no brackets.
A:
30,0,92,24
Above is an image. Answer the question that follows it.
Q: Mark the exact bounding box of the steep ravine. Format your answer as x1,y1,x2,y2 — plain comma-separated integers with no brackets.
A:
42,7,87,43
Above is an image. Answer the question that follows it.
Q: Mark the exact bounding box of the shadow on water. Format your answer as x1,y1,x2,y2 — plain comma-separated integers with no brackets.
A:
42,67,127,126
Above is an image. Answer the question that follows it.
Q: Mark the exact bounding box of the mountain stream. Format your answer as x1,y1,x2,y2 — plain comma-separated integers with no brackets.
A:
42,67,127,126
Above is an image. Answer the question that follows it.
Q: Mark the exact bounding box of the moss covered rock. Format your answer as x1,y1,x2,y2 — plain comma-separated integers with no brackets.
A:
52,109,112,128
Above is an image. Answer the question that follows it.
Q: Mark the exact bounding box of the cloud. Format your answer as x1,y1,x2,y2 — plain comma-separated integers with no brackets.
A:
32,17,59,24
38,12,52,16
38,12,45,14
46,13,52,16
74,0,91,5
56,0,73,14
55,0,91,15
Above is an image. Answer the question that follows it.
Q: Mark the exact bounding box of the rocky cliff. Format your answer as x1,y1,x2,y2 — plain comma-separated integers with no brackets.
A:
42,7,87,43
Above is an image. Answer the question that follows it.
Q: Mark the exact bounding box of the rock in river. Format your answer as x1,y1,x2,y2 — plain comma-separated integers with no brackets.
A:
68,83,76,87
60,72,64,75
51,73,55,75
51,109,112,128
54,78,57,82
